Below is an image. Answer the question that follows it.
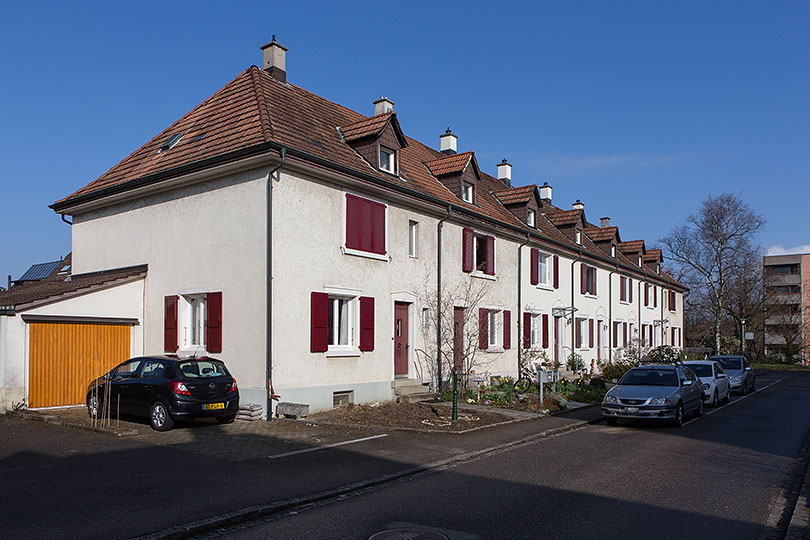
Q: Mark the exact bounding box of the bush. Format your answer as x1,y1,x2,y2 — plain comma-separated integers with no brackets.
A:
600,360,633,381
566,352,585,371
647,345,683,364
588,377,606,389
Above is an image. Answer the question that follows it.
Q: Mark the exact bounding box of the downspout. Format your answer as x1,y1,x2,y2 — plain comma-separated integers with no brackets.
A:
436,205,452,392
60,215,73,226
571,252,583,365
516,233,531,374
266,146,287,420
638,276,643,351
608,264,618,362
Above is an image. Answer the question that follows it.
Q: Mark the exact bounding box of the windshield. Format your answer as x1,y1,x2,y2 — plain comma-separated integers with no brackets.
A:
177,360,229,378
716,358,742,371
687,364,713,377
619,368,679,387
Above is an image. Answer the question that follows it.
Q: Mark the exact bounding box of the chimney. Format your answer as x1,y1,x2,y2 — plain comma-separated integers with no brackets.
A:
600,217,611,228
439,128,457,155
7,275,10,290
373,97,394,116
497,159,512,186
572,199,584,210
260,36,288,83
539,182,552,203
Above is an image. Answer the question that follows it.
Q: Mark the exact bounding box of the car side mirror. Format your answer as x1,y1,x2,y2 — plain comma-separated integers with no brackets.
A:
717,373,726,378
745,366,752,371
682,379,693,386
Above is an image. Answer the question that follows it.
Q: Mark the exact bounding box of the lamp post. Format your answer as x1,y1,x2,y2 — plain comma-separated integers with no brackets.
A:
741,318,746,354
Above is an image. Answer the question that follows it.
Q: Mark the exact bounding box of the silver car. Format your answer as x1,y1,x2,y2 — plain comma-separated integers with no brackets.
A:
602,363,704,427
711,355,756,394
684,360,731,407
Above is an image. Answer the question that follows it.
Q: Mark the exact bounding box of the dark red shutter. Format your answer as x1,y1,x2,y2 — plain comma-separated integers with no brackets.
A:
596,319,601,359
310,292,329,352
623,322,628,347
580,264,587,294
644,283,649,306
346,194,386,255
479,308,488,350
523,312,531,348
575,318,582,348
589,318,594,348
620,277,626,302
530,248,539,285
371,201,386,255
591,268,597,295
670,291,676,311
671,327,675,345
542,314,549,349
206,291,222,353
462,228,474,272
641,325,646,346
654,286,658,307
628,279,633,302
359,296,375,351
553,255,559,289
485,235,495,275
164,295,178,352
613,322,619,347
503,310,511,349
346,194,361,251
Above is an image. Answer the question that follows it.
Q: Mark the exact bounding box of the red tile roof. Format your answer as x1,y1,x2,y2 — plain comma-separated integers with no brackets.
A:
423,151,475,177
644,249,663,262
340,112,393,142
492,185,537,206
584,226,618,243
546,209,584,227
618,240,646,253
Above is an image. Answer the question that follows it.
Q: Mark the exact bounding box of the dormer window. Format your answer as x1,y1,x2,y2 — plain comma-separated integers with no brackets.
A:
638,256,642,267
611,245,616,258
527,209,536,227
575,229,582,245
656,264,660,274
462,183,475,203
379,147,396,174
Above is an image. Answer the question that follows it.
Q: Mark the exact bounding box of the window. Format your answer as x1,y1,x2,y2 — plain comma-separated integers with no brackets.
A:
475,234,494,274
527,209,536,227
408,220,418,257
575,229,582,245
531,249,551,287
530,314,543,350
462,182,474,203
345,193,387,257
328,296,352,348
480,308,509,350
488,310,499,348
611,245,616,258
773,265,799,275
581,264,597,296
644,283,651,307
113,359,142,379
379,147,395,173
668,291,677,312
773,285,801,294
311,292,374,353
184,294,207,349
165,292,222,354
619,277,633,303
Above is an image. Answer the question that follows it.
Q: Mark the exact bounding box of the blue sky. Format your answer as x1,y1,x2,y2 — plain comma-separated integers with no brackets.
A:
1,1,808,284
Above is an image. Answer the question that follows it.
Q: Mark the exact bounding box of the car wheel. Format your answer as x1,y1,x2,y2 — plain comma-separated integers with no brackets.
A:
750,381,756,393
723,388,731,403
149,401,174,431
672,404,684,427
711,390,718,407
605,417,617,426
695,399,704,418
742,383,748,395
216,415,236,425
87,394,99,419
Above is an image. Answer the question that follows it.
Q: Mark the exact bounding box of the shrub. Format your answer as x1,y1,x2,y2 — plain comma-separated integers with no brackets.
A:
566,352,585,371
647,345,683,364
588,377,606,389
600,361,633,381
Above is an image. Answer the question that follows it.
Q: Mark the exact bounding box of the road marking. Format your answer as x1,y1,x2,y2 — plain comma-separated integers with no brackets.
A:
268,434,388,459
683,379,783,426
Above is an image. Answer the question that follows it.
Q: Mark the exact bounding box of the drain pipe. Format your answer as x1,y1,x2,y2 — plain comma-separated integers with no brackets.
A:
516,233,531,374
570,252,582,366
436,205,452,392
266,146,287,420
608,264,618,363
60,215,73,226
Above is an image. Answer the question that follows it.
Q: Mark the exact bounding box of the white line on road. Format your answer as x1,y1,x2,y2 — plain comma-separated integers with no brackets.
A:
268,434,389,459
683,378,783,426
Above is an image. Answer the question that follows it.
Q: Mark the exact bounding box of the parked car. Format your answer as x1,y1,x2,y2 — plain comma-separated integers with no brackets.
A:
711,355,756,394
684,360,731,407
86,355,239,431
601,363,704,427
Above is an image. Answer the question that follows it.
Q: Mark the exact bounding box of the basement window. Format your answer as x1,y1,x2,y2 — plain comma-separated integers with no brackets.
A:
158,133,183,153
333,390,354,408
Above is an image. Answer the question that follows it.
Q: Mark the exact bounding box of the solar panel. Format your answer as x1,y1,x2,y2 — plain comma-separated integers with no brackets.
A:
18,260,62,281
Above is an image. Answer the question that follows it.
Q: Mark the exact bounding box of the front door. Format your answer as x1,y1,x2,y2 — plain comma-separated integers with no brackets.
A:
394,302,409,377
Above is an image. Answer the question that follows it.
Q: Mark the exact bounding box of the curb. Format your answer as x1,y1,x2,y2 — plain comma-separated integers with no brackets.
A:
130,418,590,539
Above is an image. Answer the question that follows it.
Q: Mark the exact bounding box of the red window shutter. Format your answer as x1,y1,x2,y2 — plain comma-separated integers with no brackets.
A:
523,312,531,348
503,310,511,349
553,255,559,289
371,201,386,255
588,318,594,348
359,296,375,351
628,279,633,303
479,308,488,350
653,286,658,307
530,248,539,285
345,194,361,251
596,319,601,359
462,228,474,272
575,318,582,348
670,291,676,311
671,327,675,345
591,268,597,295
310,292,329,352
164,295,178,353
485,235,495,275
542,314,549,349
206,292,222,353
623,322,628,347
346,194,386,255
641,325,646,346
620,277,626,302
613,322,619,348
644,283,649,306
580,264,587,295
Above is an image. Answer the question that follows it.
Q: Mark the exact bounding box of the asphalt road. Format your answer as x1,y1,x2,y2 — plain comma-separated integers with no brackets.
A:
199,370,810,540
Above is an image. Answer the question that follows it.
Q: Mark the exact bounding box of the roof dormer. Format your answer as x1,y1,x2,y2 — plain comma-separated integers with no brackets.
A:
339,101,408,177
547,208,588,244
492,184,544,228
424,151,481,204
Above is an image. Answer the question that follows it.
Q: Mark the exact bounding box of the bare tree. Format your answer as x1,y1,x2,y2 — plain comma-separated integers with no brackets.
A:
661,193,765,354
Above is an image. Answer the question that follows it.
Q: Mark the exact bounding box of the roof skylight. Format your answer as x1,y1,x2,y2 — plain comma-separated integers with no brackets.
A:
158,133,183,153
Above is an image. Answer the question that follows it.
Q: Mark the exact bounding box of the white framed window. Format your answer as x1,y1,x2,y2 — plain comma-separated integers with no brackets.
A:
530,313,543,350
638,256,642,267
182,294,207,350
575,229,582,245
379,147,395,174
408,220,418,258
611,244,616,258
527,209,536,227
474,233,494,275
537,251,551,287
462,182,474,203
488,310,501,348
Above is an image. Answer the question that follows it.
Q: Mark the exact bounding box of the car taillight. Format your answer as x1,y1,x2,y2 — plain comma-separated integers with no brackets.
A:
229,379,238,393
170,380,191,396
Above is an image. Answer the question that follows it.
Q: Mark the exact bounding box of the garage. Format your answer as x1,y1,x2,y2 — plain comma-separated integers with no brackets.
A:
27,318,134,408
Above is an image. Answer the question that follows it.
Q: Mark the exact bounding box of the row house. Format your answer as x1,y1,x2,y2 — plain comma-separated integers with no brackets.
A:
0,39,686,414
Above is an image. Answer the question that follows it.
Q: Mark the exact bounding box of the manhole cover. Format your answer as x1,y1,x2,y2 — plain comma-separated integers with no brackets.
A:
368,528,450,540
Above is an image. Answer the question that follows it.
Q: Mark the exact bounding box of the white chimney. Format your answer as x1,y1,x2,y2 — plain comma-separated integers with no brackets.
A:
539,182,552,202
373,97,394,116
439,128,457,155
497,159,512,186
260,36,288,83
572,199,584,210
600,217,611,227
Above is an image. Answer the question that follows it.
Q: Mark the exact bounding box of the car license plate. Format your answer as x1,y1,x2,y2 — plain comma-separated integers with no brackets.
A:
203,402,225,411
624,407,639,413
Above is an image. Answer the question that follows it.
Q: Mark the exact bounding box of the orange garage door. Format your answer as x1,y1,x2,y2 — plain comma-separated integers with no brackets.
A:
29,322,130,408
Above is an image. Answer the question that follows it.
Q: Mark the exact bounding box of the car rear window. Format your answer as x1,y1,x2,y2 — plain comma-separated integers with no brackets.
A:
619,368,678,386
177,360,229,379
717,358,742,370
687,364,713,377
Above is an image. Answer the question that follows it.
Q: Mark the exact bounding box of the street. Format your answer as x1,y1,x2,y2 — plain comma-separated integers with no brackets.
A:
1,370,808,540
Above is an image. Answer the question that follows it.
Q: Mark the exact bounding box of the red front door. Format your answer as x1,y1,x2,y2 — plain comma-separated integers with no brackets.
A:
394,302,409,377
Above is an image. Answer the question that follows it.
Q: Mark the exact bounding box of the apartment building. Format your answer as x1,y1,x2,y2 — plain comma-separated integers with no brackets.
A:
764,252,810,363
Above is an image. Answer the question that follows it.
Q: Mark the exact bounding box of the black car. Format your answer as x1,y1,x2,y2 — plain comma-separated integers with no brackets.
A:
86,355,239,431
